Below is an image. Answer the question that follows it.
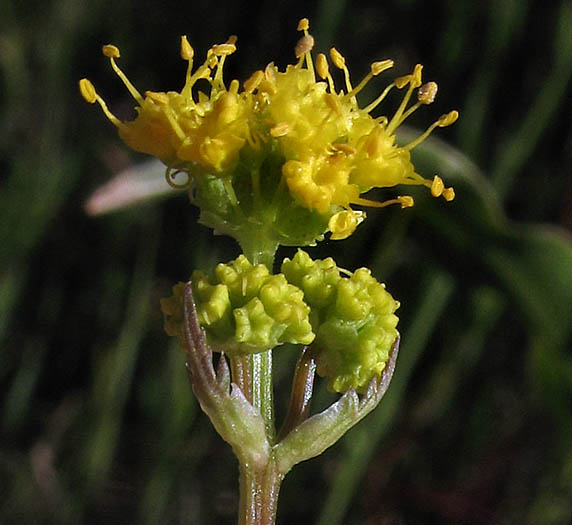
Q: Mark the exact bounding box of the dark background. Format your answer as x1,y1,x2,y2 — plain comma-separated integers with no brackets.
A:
2,0,572,523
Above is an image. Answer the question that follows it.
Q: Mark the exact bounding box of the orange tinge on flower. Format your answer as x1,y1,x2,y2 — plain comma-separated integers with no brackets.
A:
80,18,457,241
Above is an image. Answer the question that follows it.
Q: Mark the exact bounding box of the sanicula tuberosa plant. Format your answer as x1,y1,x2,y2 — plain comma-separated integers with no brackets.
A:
80,18,457,524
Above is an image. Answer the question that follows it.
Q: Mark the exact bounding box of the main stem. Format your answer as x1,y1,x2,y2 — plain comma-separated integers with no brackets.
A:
236,241,281,524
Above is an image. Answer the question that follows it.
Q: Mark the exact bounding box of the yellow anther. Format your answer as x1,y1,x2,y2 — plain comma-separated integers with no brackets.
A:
207,54,218,68
331,143,357,155
418,81,438,104
438,110,459,127
212,43,236,56
244,70,264,93
394,75,410,89
264,63,276,82
316,53,329,79
270,122,290,137
371,59,394,76
145,90,169,105
442,187,455,201
227,35,238,45
79,78,122,127
180,36,194,60
411,64,423,87
295,34,314,58
398,196,414,208
430,175,444,197
395,64,423,89
229,78,239,94
297,18,310,31
79,78,97,103
102,44,120,58
366,132,383,157
328,210,364,240
325,93,342,114
330,47,346,69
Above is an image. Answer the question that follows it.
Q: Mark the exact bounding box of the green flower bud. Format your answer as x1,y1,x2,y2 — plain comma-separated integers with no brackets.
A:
161,255,315,355
281,249,341,313
282,250,399,393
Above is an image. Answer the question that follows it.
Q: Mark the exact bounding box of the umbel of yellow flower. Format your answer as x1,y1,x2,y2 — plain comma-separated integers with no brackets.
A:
80,18,457,261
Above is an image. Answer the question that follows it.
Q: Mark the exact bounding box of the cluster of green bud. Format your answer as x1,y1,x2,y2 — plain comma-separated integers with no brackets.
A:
161,255,315,355
162,251,399,393
282,250,400,393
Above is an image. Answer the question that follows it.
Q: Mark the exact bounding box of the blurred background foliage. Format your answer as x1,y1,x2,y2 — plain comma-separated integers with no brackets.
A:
1,0,572,523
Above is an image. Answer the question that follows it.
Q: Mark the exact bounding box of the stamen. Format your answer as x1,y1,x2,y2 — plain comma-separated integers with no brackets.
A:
442,187,455,201
79,78,97,104
212,42,237,56
330,47,352,93
229,79,239,94
297,18,310,32
244,70,264,93
295,35,314,57
402,110,459,151
316,53,335,92
145,90,170,105
180,36,194,61
180,36,197,102
391,81,439,127
270,122,290,137
102,44,143,104
418,81,438,105
438,110,459,127
330,143,357,155
371,59,394,76
430,175,444,197
316,53,329,79
387,64,423,134
324,93,342,115
295,34,315,76
328,210,365,240
352,195,414,208
79,78,123,127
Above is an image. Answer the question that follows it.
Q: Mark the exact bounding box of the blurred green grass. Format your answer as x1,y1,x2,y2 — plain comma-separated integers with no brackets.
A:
1,0,572,523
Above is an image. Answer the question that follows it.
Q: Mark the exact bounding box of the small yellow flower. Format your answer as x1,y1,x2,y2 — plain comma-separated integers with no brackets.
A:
80,18,457,245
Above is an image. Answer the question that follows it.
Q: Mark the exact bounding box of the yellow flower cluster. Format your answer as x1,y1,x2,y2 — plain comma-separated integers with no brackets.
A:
80,18,457,241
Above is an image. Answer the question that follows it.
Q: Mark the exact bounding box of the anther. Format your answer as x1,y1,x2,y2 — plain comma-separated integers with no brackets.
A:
295,34,314,58
102,44,143,104
146,91,170,105
212,42,236,56
316,53,329,79
331,143,357,155
270,122,290,137
398,196,414,208
180,36,194,61
102,44,120,58
430,175,444,197
79,78,97,104
330,47,345,69
297,18,310,32
371,59,394,76
442,187,455,201
418,82,438,105
438,110,459,127
244,70,264,93
411,64,423,87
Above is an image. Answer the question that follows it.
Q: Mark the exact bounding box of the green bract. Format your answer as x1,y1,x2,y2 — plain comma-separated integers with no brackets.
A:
161,255,315,355
282,250,400,393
